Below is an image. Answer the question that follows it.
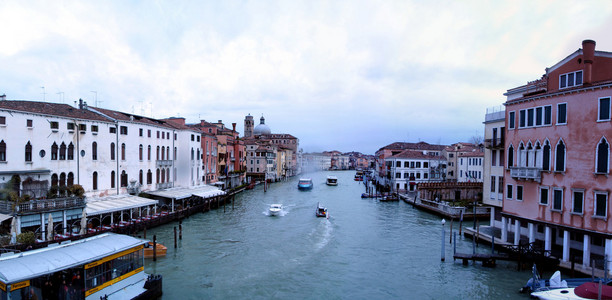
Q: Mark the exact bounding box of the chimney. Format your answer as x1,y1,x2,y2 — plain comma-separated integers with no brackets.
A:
582,39,596,85
78,98,84,109
232,123,236,132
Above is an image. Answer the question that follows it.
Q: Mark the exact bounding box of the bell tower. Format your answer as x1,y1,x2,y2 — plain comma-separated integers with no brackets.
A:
244,114,254,137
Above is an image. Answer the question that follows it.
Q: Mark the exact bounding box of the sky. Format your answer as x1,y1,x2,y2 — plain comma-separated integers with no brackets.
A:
1,1,612,155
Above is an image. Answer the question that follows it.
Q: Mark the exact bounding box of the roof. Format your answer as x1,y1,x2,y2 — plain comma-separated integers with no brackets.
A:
391,150,447,160
92,107,172,129
377,142,446,152
458,151,484,157
0,233,146,284
0,100,110,122
85,195,159,216
146,185,226,200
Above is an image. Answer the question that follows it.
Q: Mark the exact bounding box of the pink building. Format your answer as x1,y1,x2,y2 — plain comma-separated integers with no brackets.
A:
503,40,612,271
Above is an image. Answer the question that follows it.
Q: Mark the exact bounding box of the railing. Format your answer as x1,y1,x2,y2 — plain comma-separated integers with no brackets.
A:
417,198,490,218
156,160,173,167
156,182,173,189
0,197,86,214
509,167,542,182
484,138,504,149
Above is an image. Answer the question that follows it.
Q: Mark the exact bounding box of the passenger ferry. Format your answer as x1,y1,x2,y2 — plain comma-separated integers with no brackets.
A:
326,176,338,186
297,178,313,190
0,233,162,300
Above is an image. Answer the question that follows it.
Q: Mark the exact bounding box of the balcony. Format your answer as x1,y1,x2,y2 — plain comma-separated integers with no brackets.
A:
0,197,86,215
509,167,542,182
156,182,174,189
484,138,504,149
156,160,172,168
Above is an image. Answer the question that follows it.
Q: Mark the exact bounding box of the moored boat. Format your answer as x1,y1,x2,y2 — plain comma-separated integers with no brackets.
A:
531,281,612,299
298,178,313,190
144,241,168,258
316,202,328,218
269,204,282,216
326,176,338,186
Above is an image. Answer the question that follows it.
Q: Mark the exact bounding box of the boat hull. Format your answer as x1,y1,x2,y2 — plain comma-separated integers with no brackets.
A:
144,242,167,259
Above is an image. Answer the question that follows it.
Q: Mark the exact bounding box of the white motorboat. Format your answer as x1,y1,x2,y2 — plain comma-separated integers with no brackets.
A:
269,204,282,216
326,176,338,186
531,281,612,299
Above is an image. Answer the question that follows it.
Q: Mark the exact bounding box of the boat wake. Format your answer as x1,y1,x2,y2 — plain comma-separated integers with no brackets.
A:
313,219,333,251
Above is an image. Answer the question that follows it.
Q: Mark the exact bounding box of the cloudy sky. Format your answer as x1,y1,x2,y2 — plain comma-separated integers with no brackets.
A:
1,1,611,154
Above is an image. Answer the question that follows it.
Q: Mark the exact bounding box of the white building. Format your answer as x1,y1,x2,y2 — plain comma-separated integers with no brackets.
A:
387,150,447,192
457,151,484,182
482,106,505,227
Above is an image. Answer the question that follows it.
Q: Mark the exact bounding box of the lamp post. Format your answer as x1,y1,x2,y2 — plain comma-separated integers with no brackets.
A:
441,218,446,261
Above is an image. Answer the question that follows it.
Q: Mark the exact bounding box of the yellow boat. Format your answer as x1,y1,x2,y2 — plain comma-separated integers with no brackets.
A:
144,241,167,258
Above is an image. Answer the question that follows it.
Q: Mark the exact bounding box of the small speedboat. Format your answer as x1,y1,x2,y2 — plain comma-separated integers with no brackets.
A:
326,176,338,186
531,281,612,299
298,178,313,190
269,204,282,216
144,242,167,259
316,202,327,218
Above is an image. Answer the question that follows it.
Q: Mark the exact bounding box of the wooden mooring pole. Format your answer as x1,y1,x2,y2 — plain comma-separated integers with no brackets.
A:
179,221,182,240
144,227,147,239
174,227,177,248
449,218,453,244
153,235,157,262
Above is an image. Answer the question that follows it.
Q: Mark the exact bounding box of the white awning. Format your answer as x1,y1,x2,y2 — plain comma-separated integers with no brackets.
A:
147,185,225,200
85,195,158,216
146,188,193,200
0,213,12,223
191,185,226,198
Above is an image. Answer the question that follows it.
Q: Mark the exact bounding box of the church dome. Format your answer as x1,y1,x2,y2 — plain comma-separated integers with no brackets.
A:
253,115,271,135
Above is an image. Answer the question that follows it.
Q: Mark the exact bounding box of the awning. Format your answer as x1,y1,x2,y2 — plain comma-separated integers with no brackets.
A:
0,213,12,223
191,185,226,199
146,188,193,200
146,185,226,200
86,195,158,216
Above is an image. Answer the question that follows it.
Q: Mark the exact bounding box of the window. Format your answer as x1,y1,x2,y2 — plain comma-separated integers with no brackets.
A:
596,138,609,174
540,187,549,205
110,143,115,160
148,129,151,137
139,170,143,185
599,97,611,121
507,145,514,167
555,140,566,172
111,171,115,188
572,189,584,214
404,161,409,168
91,125,98,133
139,128,144,137
449,153,454,158
27,119,33,127
147,170,152,184
157,131,160,138
197,136,200,142
559,70,583,89
557,103,567,124
67,142,74,160
594,192,608,217
516,185,523,201
25,142,32,162
527,108,534,127
491,150,497,166
174,147,177,160
535,107,543,126
50,121,59,130
0,116,5,125
508,111,515,129
139,145,143,160
162,147,165,160
109,127,116,134
156,146,160,160
92,142,98,160
396,161,401,168
156,169,160,183
79,124,86,132
395,172,401,178
542,141,551,171
51,142,58,160
120,126,128,135
59,142,66,160
121,171,128,187
121,143,126,160
553,189,563,211
68,123,76,131
519,110,526,128
59,173,66,187
92,172,98,190
424,162,428,168
67,172,74,186
490,176,496,192
148,145,151,160
544,106,552,125
174,133,177,140
498,176,503,196
0,140,5,161
507,184,513,199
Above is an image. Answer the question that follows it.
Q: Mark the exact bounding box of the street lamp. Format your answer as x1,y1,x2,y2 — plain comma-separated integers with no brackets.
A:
441,219,446,261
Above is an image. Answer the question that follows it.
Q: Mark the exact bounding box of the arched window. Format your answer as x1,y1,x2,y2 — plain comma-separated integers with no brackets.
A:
166,146,170,160
507,145,514,167
67,142,74,160
121,143,126,160
51,142,58,160
92,142,98,160
111,171,115,188
51,174,58,187
526,142,533,167
596,137,609,174
197,149,200,160
147,169,152,184
59,172,66,187
166,168,170,182
174,147,177,160
518,143,525,167
25,141,32,162
161,169,165,183
121,170,128,187
191,148,194,160
110,143,116,160
67,172,74,186
139,145,143,160
139,170,143,185
156,169,160,183
59,142,67,160
161,147,165,161
93,171,98,190
555,140,566,172
542,141,551,171
0,140,5,161
156,146,160,160
148,145,151,160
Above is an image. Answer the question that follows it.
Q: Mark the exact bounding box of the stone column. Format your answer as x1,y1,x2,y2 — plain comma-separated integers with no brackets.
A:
41,214,45,241
605,239,612,276
544,226,552,257
501,216,507,243
514,219,521,246
528,223,535,243
490,207,495,226
63,210,67,234
562,230,570,262
583,234,591,268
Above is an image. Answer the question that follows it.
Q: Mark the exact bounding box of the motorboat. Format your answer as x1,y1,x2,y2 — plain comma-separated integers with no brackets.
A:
326,176,338,186
531,281,612,299
144,241,168,258
269,204,282,216
521,264,611,294
316,202,328,218
298,178,313,190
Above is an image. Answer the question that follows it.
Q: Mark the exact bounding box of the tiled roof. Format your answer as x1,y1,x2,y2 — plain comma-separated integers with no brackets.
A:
458,151,484,157
378,142,446,152
93,107,172,128
391,149,447,160
0,100,110,122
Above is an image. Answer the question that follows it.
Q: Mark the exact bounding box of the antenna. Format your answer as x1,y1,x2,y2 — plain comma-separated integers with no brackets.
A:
41,86,46,101
90,91,97,107
56,92,64,103
138,99,144,115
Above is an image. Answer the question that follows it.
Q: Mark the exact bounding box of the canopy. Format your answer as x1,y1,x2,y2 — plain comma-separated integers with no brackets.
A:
0,233,146,284
86,195,158,216
0,213,12,223
147,185,225,200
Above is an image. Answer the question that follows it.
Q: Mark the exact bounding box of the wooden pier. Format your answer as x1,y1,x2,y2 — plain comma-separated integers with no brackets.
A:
453,252,510,266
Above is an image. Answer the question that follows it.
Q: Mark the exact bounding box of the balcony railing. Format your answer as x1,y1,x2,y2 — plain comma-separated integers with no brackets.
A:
509,167,542,182
484,138,504,149
156,182,174,189
156,160,173,167
0,197,86,215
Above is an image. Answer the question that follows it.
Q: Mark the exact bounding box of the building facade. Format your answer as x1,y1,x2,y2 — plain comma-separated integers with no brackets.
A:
483,106,506,226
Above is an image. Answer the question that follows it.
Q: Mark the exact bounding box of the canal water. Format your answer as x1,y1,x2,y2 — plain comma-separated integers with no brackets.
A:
144,171,532,299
